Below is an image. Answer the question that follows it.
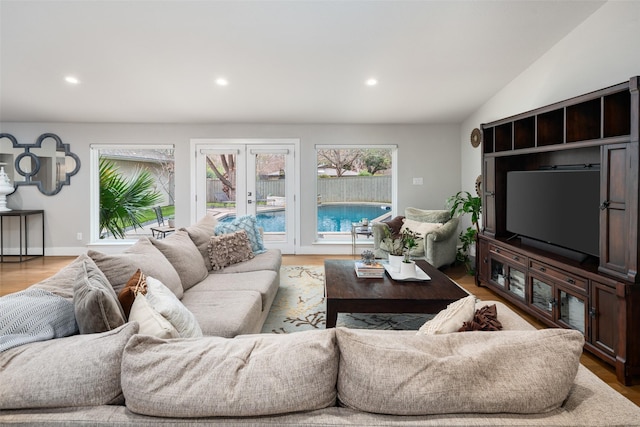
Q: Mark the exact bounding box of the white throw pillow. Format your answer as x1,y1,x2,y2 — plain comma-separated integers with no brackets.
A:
417,295,476,335
401,218,443,237
129,294,179,339
145,276,203,338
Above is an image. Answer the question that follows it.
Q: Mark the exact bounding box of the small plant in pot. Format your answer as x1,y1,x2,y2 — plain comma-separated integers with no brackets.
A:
447,190,482,275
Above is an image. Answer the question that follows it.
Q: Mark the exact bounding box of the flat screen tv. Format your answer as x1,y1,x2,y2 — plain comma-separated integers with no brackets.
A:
506,169,600,258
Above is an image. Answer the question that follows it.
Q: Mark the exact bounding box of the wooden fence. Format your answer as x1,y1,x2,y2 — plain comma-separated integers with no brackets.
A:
206,175,391,203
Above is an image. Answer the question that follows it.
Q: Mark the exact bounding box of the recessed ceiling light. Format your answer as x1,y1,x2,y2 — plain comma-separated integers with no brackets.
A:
215,78,229,86
365,78,378,86
65,76,80,85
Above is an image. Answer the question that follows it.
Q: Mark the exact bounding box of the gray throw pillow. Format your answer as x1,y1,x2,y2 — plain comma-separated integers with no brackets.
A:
0,288,78,352
73,256,126,334
0,323,138,409
150,229,208,291
179,213,218,271
88,237,183,298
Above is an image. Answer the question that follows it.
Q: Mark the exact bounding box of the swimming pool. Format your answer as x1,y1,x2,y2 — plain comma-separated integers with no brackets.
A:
218,204,391,233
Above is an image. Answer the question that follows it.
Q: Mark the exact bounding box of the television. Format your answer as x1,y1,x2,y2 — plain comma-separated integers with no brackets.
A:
506,169,600,258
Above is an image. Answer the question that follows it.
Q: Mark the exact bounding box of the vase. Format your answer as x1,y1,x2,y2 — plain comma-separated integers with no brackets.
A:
400,260,416,277
388,254,403,272
0,165,13,212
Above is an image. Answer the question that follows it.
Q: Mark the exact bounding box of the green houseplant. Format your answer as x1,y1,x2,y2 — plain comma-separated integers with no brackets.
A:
447,191,482,274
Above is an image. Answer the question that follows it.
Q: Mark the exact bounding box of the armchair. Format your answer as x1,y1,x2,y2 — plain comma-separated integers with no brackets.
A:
372,208,459,269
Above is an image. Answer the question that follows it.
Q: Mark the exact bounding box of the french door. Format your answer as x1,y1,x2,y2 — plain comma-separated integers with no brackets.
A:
192,139,297,254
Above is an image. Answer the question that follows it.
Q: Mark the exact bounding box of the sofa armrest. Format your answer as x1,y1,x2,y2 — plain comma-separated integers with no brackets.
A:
426,217,459,242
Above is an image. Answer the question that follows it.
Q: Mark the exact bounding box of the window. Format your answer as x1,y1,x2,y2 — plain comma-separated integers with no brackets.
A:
315,145,396,242
90,145,174,241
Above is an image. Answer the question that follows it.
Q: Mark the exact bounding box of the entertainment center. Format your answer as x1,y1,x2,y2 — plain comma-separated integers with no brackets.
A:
477,76,640,385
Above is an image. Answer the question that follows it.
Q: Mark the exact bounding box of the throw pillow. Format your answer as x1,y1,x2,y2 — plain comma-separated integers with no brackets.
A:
88,237,183,298
150,229,208,291
401,218,443,237
459,304,503,332
145,276,203,338
208,230,255,270
128,293,179,339
180,213,219,271
383,215,405,237
121,329,338,417
73,257,127,334
0,288,78,353
0,323,138,409
417,294,476,335
214,215,266,254
117,269,148,320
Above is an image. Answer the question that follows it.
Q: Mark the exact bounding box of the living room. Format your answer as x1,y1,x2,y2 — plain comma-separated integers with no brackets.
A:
1,0,640,423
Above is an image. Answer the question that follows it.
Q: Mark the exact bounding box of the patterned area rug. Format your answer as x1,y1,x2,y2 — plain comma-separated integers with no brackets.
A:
261,265,435,333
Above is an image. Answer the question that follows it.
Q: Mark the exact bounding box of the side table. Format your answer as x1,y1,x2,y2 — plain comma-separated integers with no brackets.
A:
0,210,45,263
351,222,373,256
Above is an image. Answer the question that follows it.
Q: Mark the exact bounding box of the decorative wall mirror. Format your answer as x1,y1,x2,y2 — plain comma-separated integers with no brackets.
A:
0,133,81,196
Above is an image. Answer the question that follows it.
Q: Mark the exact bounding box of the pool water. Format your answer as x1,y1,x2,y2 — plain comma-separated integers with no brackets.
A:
219,204,390,233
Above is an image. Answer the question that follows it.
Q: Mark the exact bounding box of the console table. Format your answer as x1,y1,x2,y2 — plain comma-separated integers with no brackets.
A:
0,210,45,262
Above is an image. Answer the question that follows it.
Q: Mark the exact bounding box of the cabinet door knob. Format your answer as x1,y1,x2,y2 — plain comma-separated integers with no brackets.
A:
513,256,519,261
539,266,546,272
566,278,575,285
599,200,610,210
589,307,597,318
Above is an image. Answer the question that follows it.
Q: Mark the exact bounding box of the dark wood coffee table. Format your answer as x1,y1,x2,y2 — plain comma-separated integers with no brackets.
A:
324,259,469,328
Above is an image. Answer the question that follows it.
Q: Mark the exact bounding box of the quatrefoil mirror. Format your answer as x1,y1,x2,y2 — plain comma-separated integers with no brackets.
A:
0,133,81,196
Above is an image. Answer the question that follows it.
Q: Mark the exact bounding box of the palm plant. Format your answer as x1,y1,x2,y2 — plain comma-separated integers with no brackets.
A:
99,158,163,239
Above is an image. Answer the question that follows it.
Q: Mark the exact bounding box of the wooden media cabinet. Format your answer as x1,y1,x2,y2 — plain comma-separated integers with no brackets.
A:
477,76,640,385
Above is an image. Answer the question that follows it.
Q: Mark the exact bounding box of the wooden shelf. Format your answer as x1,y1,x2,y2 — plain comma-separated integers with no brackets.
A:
481,81,632,155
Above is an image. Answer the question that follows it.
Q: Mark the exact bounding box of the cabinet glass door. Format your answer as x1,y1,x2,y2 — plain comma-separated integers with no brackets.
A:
559,290,585,335
531,278,553,314
508,268,526,300
490,259,506,288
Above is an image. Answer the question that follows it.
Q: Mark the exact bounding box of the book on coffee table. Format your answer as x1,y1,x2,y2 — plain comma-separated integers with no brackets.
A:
354,261,385,278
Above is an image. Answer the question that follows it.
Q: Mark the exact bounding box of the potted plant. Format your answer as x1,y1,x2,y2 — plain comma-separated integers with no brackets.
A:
382,226,405,270
447,191,482,274
399,227,421,276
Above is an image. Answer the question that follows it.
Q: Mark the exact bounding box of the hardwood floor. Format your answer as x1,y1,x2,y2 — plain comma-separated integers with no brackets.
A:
2,254,639,406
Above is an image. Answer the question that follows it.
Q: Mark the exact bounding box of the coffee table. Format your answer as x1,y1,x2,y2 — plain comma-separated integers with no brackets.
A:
324,259,469,328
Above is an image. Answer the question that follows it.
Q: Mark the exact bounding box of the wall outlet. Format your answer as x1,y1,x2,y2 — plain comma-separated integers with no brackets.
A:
412,177,423,185
76,232,82,241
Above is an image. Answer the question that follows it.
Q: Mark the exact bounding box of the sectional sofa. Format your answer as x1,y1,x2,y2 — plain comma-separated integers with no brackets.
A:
1,215,639,425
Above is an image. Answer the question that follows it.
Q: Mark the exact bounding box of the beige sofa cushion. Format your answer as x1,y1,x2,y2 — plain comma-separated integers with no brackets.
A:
0,323,138,410
121,329,338,417
150,230,208,291
29,255,88,300
180,213,218,271
88,237,183,298
336,327,584,415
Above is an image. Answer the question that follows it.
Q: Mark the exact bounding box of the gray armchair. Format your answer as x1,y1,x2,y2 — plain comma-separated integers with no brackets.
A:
372,208,459,269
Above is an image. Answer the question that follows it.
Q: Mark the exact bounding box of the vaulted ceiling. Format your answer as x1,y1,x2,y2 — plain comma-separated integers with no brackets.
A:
0,0,605,124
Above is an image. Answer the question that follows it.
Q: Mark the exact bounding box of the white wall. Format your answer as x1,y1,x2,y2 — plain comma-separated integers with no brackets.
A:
0,123,460,255
460,1,640,234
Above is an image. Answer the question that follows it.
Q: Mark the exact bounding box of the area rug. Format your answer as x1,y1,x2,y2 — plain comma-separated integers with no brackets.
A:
261,265,435,333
